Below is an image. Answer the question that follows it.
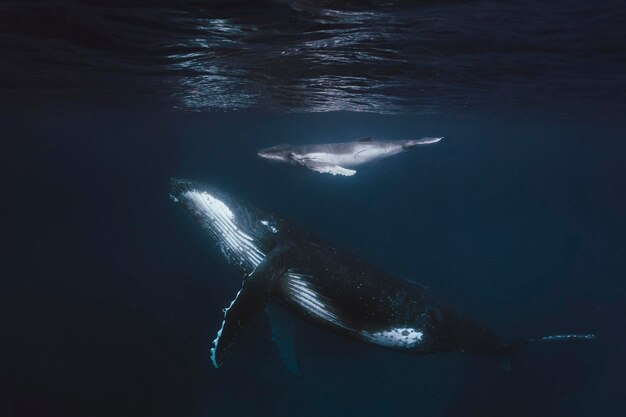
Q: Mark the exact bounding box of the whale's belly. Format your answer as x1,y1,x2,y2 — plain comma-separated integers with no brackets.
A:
351,147,389,164
303,148,389,167
303,152,357,167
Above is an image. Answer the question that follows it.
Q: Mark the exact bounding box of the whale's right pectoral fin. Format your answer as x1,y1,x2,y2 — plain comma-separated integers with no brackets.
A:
210,246,291,368
266,303,302,376
302,161,356,176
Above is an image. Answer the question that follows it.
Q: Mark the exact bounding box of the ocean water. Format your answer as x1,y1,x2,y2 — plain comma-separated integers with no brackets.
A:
1,2,625,417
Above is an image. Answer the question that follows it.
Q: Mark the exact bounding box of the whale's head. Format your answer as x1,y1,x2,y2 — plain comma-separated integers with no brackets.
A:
170,178,282,273
257,144,294,163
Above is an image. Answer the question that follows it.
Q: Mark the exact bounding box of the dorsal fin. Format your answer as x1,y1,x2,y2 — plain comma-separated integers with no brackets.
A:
355,137,373,142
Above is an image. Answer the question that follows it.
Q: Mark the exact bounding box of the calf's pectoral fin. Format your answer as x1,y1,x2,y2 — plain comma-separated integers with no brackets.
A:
302,160,356,176
210,245,292,368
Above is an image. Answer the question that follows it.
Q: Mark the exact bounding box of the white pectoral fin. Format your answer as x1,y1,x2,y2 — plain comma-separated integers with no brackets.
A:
304,161,356,176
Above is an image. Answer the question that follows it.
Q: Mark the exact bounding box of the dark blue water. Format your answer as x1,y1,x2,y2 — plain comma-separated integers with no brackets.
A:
2,1,625,417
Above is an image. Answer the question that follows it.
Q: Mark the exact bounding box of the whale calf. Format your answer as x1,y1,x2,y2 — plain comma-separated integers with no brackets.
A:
258,137,443,176
170,178,594,372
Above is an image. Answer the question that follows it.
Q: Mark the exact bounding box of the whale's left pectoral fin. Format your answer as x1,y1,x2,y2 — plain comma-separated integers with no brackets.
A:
210,275,266,368
210,246,291,368
303,161,356,177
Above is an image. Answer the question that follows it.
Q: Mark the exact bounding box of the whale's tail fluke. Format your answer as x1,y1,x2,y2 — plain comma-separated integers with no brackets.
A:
495,333,596,370
498,333,596,355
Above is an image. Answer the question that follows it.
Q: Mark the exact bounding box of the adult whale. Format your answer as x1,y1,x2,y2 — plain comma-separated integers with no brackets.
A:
170,179,594,372
258,137,443,176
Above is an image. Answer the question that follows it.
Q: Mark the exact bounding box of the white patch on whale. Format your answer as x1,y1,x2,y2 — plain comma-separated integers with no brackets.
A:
183,190,265,270
210,287,243,368
309,163,356,176
284,271,349,330
304,152,342,164
361,327,423,348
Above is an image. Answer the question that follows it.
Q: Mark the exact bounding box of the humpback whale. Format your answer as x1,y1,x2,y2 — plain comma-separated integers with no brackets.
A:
170,179,594,372
258,137,443,176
